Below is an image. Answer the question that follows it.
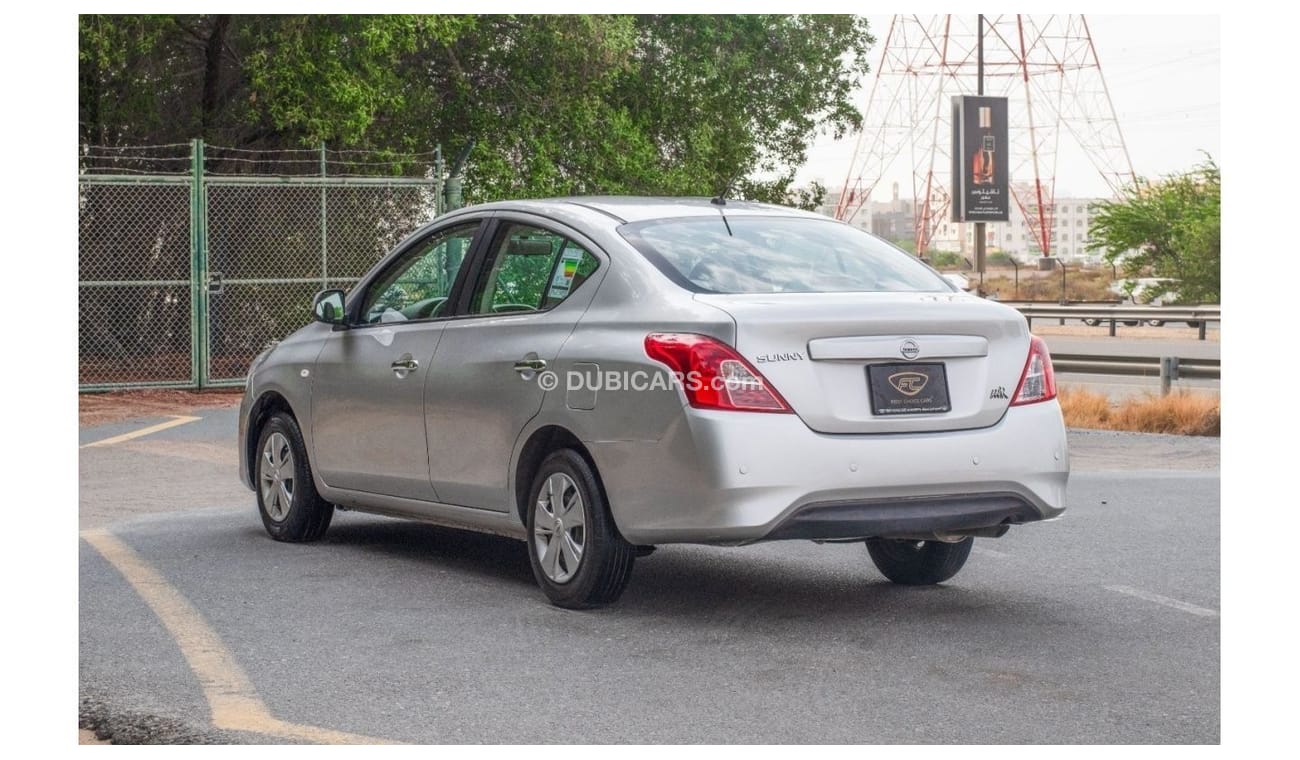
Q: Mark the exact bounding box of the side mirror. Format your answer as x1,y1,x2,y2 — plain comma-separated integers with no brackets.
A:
313,289,347,325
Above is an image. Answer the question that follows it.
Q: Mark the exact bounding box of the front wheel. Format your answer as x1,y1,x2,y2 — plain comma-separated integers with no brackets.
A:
1082,318,1101,327
255,413,333,542
866,537,973,585
526,450,636,609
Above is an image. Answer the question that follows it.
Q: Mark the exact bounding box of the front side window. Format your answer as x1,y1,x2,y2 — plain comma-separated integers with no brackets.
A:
360,223,479,324
620,217,951,294
470,224,599,314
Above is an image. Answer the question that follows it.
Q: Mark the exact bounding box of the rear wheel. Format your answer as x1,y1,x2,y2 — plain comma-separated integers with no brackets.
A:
526,449,635,609
1146,319,1165,327
1082,318,1101,327
255,413,333,542
866,537,973,585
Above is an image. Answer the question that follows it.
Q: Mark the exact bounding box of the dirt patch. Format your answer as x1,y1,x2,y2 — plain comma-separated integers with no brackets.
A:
80,389,243,427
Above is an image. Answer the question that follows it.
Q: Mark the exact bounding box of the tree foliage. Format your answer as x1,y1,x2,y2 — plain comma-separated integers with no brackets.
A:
79,14,872,208
1087,158,1221,303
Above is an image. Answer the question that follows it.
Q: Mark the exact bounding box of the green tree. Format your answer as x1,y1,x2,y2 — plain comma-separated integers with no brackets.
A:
1087,158,1220,303
79,14,873,203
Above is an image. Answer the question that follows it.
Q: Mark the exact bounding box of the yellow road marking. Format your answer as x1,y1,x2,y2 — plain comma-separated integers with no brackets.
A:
82,529,391,744
81,416,202,449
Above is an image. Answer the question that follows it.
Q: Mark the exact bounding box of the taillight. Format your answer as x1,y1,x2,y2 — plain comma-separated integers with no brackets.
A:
644,333,792,413
1011,335,1057,406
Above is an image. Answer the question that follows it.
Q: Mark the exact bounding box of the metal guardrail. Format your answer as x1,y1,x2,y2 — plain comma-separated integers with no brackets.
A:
1006,303,1222,340
1052,353,1220,395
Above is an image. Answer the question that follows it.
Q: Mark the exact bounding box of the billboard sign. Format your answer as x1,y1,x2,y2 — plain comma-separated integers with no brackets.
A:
952,95,1010,222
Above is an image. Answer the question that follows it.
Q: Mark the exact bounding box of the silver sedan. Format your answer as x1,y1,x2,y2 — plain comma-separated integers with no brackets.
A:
239,197,1069,608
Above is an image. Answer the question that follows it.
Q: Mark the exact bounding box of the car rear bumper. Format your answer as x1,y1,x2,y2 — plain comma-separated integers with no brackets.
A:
586,401,1069,545
763,493,1043,541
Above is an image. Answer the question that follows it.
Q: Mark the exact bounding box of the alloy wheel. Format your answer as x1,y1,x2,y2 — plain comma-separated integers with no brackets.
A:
260,431,295,521
533,472,587,583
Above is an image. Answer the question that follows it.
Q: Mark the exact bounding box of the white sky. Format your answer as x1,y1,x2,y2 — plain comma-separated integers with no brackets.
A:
798,14,1220,200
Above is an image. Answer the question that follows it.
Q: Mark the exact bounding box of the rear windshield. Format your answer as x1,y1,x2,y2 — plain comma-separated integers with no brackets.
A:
619,216,953,294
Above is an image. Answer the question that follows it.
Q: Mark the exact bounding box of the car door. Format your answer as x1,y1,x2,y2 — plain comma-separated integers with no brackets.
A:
424,216,605,510
311,220,482,500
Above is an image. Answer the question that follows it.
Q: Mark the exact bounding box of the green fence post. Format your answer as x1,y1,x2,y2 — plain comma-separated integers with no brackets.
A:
189,138,209,389
320,142,328,288
198,139,210,388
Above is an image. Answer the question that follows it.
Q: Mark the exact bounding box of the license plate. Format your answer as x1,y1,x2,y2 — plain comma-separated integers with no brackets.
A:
867,363,951,415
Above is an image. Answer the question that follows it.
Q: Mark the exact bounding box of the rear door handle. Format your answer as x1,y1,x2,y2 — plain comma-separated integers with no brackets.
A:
513,359,547,373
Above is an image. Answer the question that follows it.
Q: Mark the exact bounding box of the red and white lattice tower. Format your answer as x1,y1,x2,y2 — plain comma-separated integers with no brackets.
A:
834,15,1136,259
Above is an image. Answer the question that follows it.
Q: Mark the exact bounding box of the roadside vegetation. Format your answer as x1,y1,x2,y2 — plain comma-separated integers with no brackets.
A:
1058,386,1220,436
1088,158,1220,304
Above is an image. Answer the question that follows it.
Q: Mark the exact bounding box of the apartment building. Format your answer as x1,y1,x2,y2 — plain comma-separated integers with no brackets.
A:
816,185,1106,264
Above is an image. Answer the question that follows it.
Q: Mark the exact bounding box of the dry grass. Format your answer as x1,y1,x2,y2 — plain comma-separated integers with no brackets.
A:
1058,387,1220,436
978,266,1117,302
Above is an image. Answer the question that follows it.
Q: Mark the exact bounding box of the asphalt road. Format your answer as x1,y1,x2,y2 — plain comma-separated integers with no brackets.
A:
80,408,1220,744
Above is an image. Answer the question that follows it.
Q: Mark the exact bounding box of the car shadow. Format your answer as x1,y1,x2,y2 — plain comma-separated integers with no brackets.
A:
619,547,995,623
308,515,1026,627
319,515,536,588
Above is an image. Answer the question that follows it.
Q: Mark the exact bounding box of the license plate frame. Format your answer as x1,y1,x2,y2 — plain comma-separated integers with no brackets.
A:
867,363,952,416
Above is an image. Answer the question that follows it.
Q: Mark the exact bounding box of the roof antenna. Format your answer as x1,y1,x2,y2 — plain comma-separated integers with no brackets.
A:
711,175,738,235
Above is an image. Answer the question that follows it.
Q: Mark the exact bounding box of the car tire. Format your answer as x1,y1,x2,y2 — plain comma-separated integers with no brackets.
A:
865,537,974,585
526,449,635,609
255,413,333,542
1122,320,1140,326
1146,319,1164,327
1187,321,1202,329
1082,318,1101,327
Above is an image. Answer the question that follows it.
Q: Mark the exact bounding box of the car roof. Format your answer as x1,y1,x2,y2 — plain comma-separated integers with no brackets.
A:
461,196,830,224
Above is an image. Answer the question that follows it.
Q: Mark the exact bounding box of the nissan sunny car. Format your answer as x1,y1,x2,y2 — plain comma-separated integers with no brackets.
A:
239,197,1069,608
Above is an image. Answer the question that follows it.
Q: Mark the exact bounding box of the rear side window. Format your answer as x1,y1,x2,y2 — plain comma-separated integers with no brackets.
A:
619,217,952,294
470,224,600,314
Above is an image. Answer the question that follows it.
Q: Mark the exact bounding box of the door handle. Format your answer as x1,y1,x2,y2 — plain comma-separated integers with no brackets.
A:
391,356,419,377
513,358,547,373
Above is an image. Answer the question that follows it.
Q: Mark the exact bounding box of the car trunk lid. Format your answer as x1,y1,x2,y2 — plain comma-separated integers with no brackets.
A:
695,292,1031,434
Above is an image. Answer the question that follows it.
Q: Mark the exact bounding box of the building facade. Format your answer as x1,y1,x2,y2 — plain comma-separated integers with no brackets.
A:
816,186,1106,264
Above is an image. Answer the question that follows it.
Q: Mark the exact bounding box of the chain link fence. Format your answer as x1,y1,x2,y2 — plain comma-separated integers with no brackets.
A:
79,141,444,390
79,178,196,387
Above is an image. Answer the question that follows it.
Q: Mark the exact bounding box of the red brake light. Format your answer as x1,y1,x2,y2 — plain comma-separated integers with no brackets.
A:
644,333,792,413
1011,335,1057,406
